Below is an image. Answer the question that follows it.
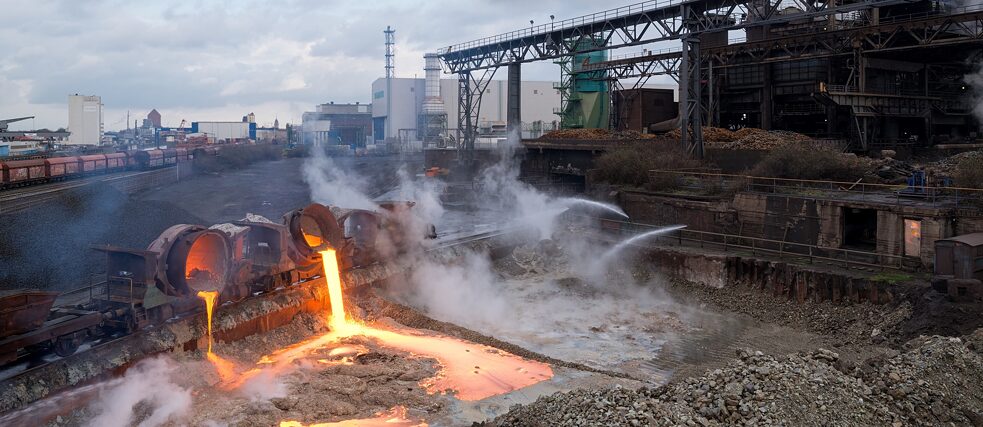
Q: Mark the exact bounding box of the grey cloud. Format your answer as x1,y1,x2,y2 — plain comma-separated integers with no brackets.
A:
0,0,626,129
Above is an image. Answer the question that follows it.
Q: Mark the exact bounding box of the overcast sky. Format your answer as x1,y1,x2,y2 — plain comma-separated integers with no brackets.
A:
1,0,680,130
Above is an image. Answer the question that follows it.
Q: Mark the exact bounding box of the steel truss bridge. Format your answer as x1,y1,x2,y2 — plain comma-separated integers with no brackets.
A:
437,0,983,160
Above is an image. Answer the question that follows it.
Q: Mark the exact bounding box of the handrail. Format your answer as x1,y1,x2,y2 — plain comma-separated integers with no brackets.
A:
438,0,682,55
649,169,983,195
573,214,908,271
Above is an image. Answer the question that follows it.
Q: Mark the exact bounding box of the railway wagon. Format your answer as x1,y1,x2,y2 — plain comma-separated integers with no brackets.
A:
175,147,190,162
124,150,141,169
133,150,165,169
1,158,47,187
44,156,82,180
162,149,177,166
105,153,127,171
79,154,108,175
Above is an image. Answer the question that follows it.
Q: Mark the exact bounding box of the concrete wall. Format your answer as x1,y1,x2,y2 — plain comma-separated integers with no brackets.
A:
618,187,975,270
641,246,893,303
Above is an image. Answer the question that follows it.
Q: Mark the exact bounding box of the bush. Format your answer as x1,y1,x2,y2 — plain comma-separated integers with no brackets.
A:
954,154,983,189
751,142,865,181
594,140,700,188
193,144,282,173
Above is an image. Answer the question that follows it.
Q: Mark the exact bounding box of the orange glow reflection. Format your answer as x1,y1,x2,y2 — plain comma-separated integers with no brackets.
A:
252,250,554,401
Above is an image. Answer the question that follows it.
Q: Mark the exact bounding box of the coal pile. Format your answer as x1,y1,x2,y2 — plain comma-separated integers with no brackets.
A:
0,183,205,291
489,333,983,426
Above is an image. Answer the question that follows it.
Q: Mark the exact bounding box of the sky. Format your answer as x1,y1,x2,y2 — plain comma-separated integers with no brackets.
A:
0,0,676,131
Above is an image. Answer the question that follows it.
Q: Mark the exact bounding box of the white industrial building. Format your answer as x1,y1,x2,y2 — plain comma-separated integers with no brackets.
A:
371,77,560,142
190,121,255,142
68,94,103,146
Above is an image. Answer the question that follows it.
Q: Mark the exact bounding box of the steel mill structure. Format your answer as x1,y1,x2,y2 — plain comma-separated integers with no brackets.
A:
0,201,431,365
437,0,983,160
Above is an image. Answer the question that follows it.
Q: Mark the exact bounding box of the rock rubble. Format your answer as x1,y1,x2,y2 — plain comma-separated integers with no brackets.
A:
489,333,983,427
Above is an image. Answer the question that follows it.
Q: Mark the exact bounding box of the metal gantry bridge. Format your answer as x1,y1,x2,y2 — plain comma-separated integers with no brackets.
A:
435,0,975,161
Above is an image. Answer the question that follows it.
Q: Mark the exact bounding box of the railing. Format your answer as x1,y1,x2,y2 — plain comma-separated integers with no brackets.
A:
648,169,983,209
574,214,909,271
439,0,983,56
438,0,682,54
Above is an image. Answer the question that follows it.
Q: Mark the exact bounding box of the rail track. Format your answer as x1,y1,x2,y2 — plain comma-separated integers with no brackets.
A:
0,167,179,215
0,226,510,388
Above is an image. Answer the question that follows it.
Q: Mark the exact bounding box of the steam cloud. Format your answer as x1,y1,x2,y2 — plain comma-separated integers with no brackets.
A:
85,357,192,427
302,144,378,210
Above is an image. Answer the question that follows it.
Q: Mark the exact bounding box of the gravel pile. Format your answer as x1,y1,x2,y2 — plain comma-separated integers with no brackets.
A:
489,333,983,426
930,149,983,177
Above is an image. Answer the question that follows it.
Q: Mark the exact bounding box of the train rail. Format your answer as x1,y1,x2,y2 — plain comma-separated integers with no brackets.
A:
0,225,509,389
0,167,178,215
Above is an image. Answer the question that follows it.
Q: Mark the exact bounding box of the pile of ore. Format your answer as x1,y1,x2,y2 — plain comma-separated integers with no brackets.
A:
664,127,812,149
540,129,659,140
489,332,983,427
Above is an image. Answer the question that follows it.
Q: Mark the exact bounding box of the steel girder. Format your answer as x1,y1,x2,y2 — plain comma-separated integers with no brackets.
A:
585,9,983,80
437,0,910,73
456,68,498,166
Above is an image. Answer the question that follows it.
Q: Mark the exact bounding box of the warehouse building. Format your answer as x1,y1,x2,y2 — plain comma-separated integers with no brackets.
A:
300,103,373,147
190,121,255,143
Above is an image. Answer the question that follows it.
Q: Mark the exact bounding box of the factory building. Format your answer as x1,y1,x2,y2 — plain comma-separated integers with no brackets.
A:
190,121,255,143
67,94,103,146
301,103,373,147
370,76,560,142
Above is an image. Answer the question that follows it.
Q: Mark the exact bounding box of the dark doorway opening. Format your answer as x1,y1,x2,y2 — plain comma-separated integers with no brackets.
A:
843,208,877,250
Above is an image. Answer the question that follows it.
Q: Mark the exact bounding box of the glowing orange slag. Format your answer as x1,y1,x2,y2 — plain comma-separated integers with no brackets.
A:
236,250,552,405
197,290,238,385
320,249,348,331
279,406,425,427
303,232,324,248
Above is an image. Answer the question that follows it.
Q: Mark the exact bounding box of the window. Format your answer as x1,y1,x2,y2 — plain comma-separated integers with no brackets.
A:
904,219,921,257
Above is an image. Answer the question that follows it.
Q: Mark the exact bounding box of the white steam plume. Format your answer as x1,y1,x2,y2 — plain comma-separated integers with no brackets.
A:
302,144,378,210
85,357,192,427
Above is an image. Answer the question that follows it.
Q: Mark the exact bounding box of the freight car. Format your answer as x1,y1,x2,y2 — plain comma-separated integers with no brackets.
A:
0,145,215,190
0,201,433,364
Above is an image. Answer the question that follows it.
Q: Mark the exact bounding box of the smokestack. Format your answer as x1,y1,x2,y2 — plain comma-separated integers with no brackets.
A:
422,53,444,115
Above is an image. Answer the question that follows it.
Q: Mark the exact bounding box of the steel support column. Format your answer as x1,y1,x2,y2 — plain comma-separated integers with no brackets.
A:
507,63,522,141
680,35,704,158
456,68,498,169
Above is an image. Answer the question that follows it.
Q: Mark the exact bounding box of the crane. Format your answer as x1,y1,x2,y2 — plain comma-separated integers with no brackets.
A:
0,116,34,132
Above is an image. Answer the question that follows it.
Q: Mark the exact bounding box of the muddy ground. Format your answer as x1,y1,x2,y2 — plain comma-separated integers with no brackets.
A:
0,155,421,291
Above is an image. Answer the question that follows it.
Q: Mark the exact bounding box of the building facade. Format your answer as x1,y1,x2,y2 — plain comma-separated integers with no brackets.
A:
301,103,372,146
371,77,560,142
68,94,103,146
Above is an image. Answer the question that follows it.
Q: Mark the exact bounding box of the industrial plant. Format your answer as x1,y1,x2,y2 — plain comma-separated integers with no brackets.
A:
2,1,983,426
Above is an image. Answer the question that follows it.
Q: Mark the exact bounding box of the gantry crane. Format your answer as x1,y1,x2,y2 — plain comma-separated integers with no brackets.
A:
0,116,34,132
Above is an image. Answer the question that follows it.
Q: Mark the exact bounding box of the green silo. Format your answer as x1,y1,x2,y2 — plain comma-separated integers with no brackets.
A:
557,38,609,129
